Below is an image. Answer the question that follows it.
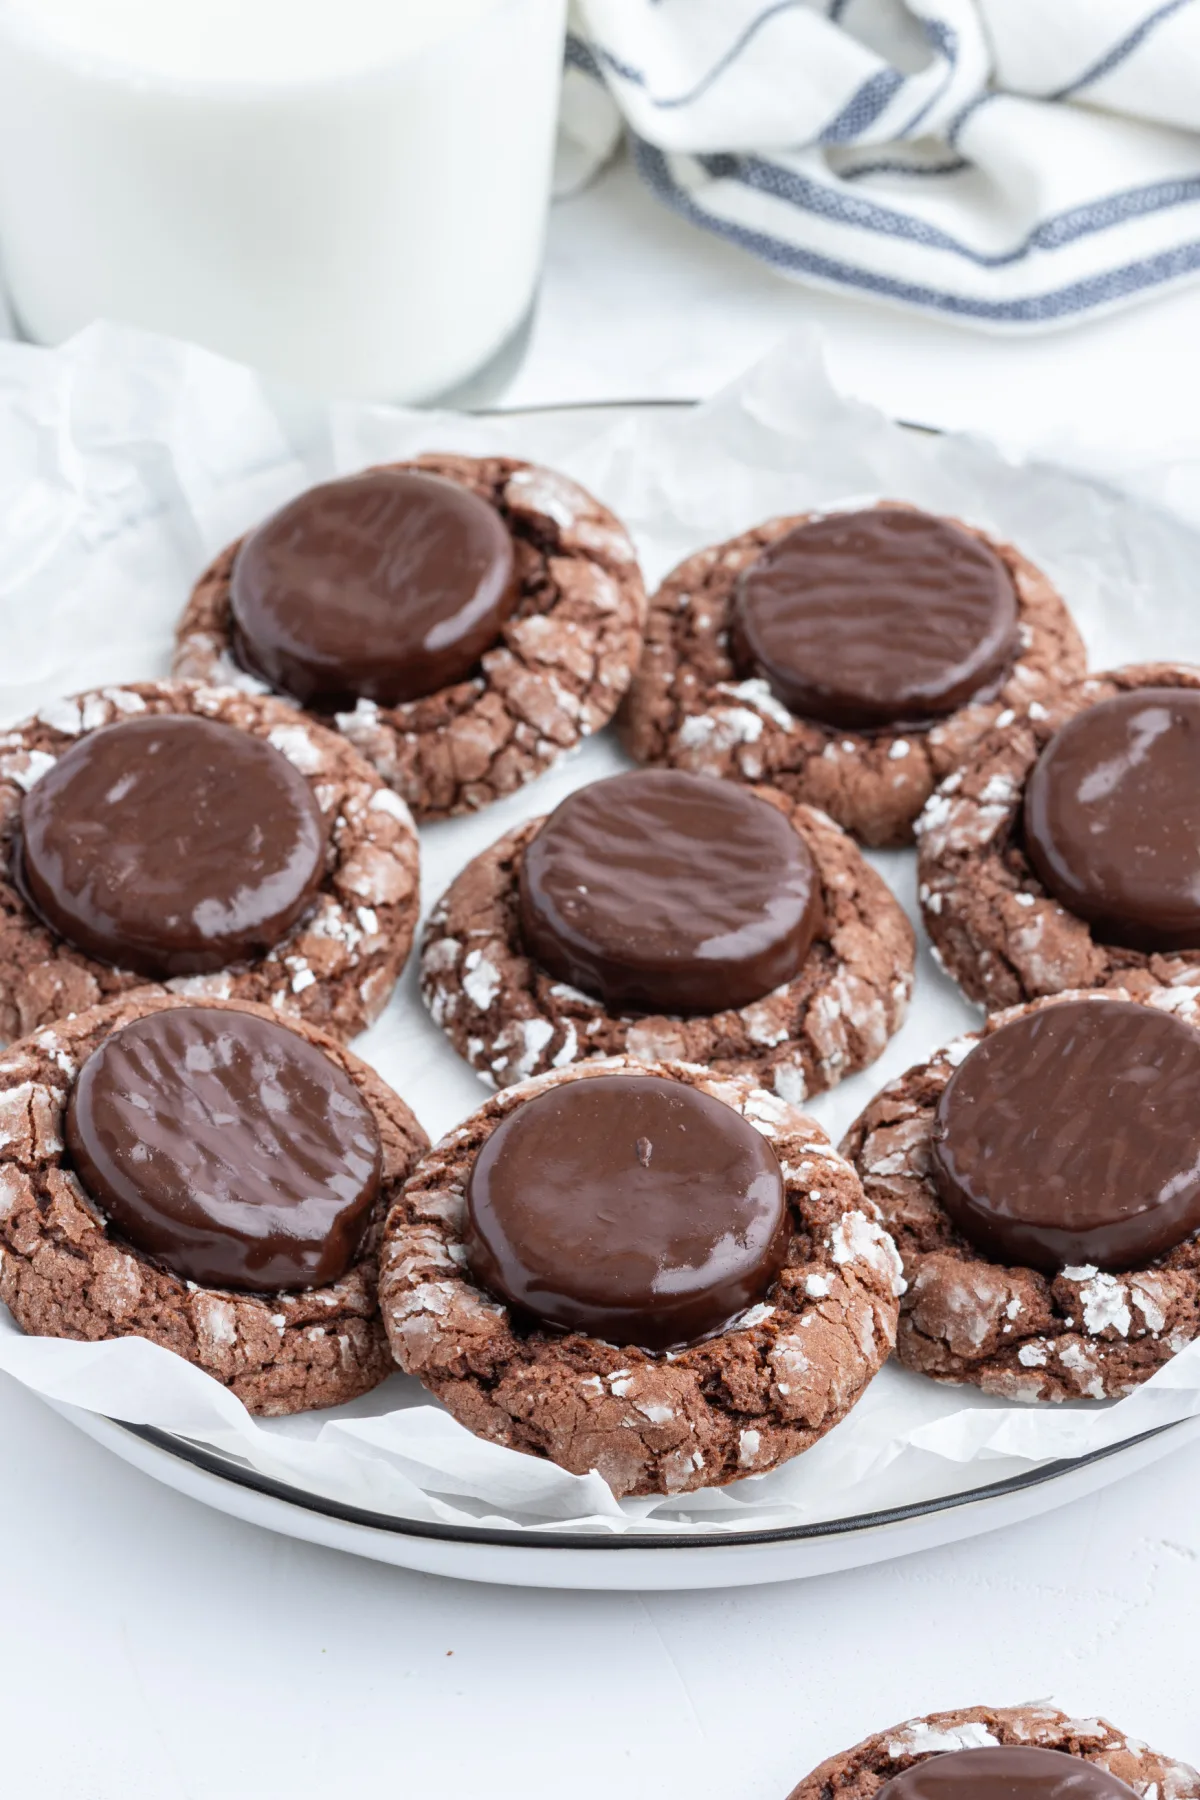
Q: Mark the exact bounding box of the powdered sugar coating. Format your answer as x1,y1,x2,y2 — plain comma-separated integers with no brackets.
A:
379,1055,903,1497
620,503,1084,848
0,680,420,1043
787,1704,1199,1800
841,988,1200,1400
0,993,428,1415
174,456,647,822
418,787,913,1094
917,663,1200,1010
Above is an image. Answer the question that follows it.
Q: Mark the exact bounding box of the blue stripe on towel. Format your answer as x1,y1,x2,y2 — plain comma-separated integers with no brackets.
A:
573,8,951,144
897,19,960,141
587,1,813,110
1049,0,1196,100
635,139,1200,322
945,92,994,148
821,67,906,142
565,33,605,79
838,156,971,181
701,152,1200,267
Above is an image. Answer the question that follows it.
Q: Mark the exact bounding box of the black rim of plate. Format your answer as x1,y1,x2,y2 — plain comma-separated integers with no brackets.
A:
112,1418,1180,1552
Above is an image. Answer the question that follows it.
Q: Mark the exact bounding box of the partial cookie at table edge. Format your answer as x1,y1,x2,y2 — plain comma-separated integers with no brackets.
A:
786,1703,1200,1800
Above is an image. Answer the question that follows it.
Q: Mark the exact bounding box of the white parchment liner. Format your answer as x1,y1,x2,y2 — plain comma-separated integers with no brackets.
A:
3,323,1200,1535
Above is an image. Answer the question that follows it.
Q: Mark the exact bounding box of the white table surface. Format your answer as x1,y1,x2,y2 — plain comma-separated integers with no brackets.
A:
6,148,1200,1799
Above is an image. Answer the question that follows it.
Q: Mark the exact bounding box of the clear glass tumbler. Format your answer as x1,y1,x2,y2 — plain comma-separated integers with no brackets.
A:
0,0,567,400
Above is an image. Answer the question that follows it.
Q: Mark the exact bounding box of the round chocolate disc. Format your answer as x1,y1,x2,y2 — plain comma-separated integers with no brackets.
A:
931,998,1200,1274
19,714,327,979
878,1747,1138,1800
230,469,519,709
464,1072,791,1351
518,770,823,1015
1024,687,1200,951
731,507,1019,731
66,1006,382,1292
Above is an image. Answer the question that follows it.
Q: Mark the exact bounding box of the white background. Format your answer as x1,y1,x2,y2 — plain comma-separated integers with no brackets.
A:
5,148,1200,1797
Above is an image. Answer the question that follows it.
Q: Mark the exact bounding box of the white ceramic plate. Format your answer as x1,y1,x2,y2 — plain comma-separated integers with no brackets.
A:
8,340,1200,1586
57,1406,1200,1590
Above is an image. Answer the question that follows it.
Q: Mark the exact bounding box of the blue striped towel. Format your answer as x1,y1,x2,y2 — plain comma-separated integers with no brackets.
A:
560,0,1200,328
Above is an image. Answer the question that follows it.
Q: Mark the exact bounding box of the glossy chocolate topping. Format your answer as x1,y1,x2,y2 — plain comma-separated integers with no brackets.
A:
66,1007,382,1292
19,714,326,979
931,998,1200,1274
877,1747,1139,1800
464,1072,790,1351
518,770,822,1015
1024,688,1200,951
230,469,519,709
732,507,1019,730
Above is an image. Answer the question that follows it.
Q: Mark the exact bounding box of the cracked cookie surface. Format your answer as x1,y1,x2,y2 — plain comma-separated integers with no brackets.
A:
174,456,647,821
917,664,1200,1011
841,989,1200,1401
0,993,429,1415
419,788,914,1099
786,1704,1199,1800
620,505,1084,849
0,680,420,1043
379,1055,903,1497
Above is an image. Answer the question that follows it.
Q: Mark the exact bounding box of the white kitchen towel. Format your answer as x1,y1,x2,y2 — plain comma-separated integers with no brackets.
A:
559,0,1200,328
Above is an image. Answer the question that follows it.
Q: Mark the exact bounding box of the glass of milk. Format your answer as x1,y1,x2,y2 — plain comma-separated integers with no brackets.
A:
0,0,566,400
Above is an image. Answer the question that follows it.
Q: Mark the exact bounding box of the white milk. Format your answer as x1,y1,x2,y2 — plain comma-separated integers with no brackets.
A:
0,0,566,398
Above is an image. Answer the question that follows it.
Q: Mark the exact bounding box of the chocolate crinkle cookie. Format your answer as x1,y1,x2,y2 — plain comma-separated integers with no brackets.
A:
841,989,1200,1401
786,1704,1198,1800
0,680,420,1043
173,455,647,821
420,786,914,1098
917,665,1200,1010
620,504,1084,848
379,1056,903,1498
0,994,429,1415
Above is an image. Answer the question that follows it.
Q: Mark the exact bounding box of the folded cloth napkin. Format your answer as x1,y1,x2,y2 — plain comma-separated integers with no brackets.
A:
560,0,1200,328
